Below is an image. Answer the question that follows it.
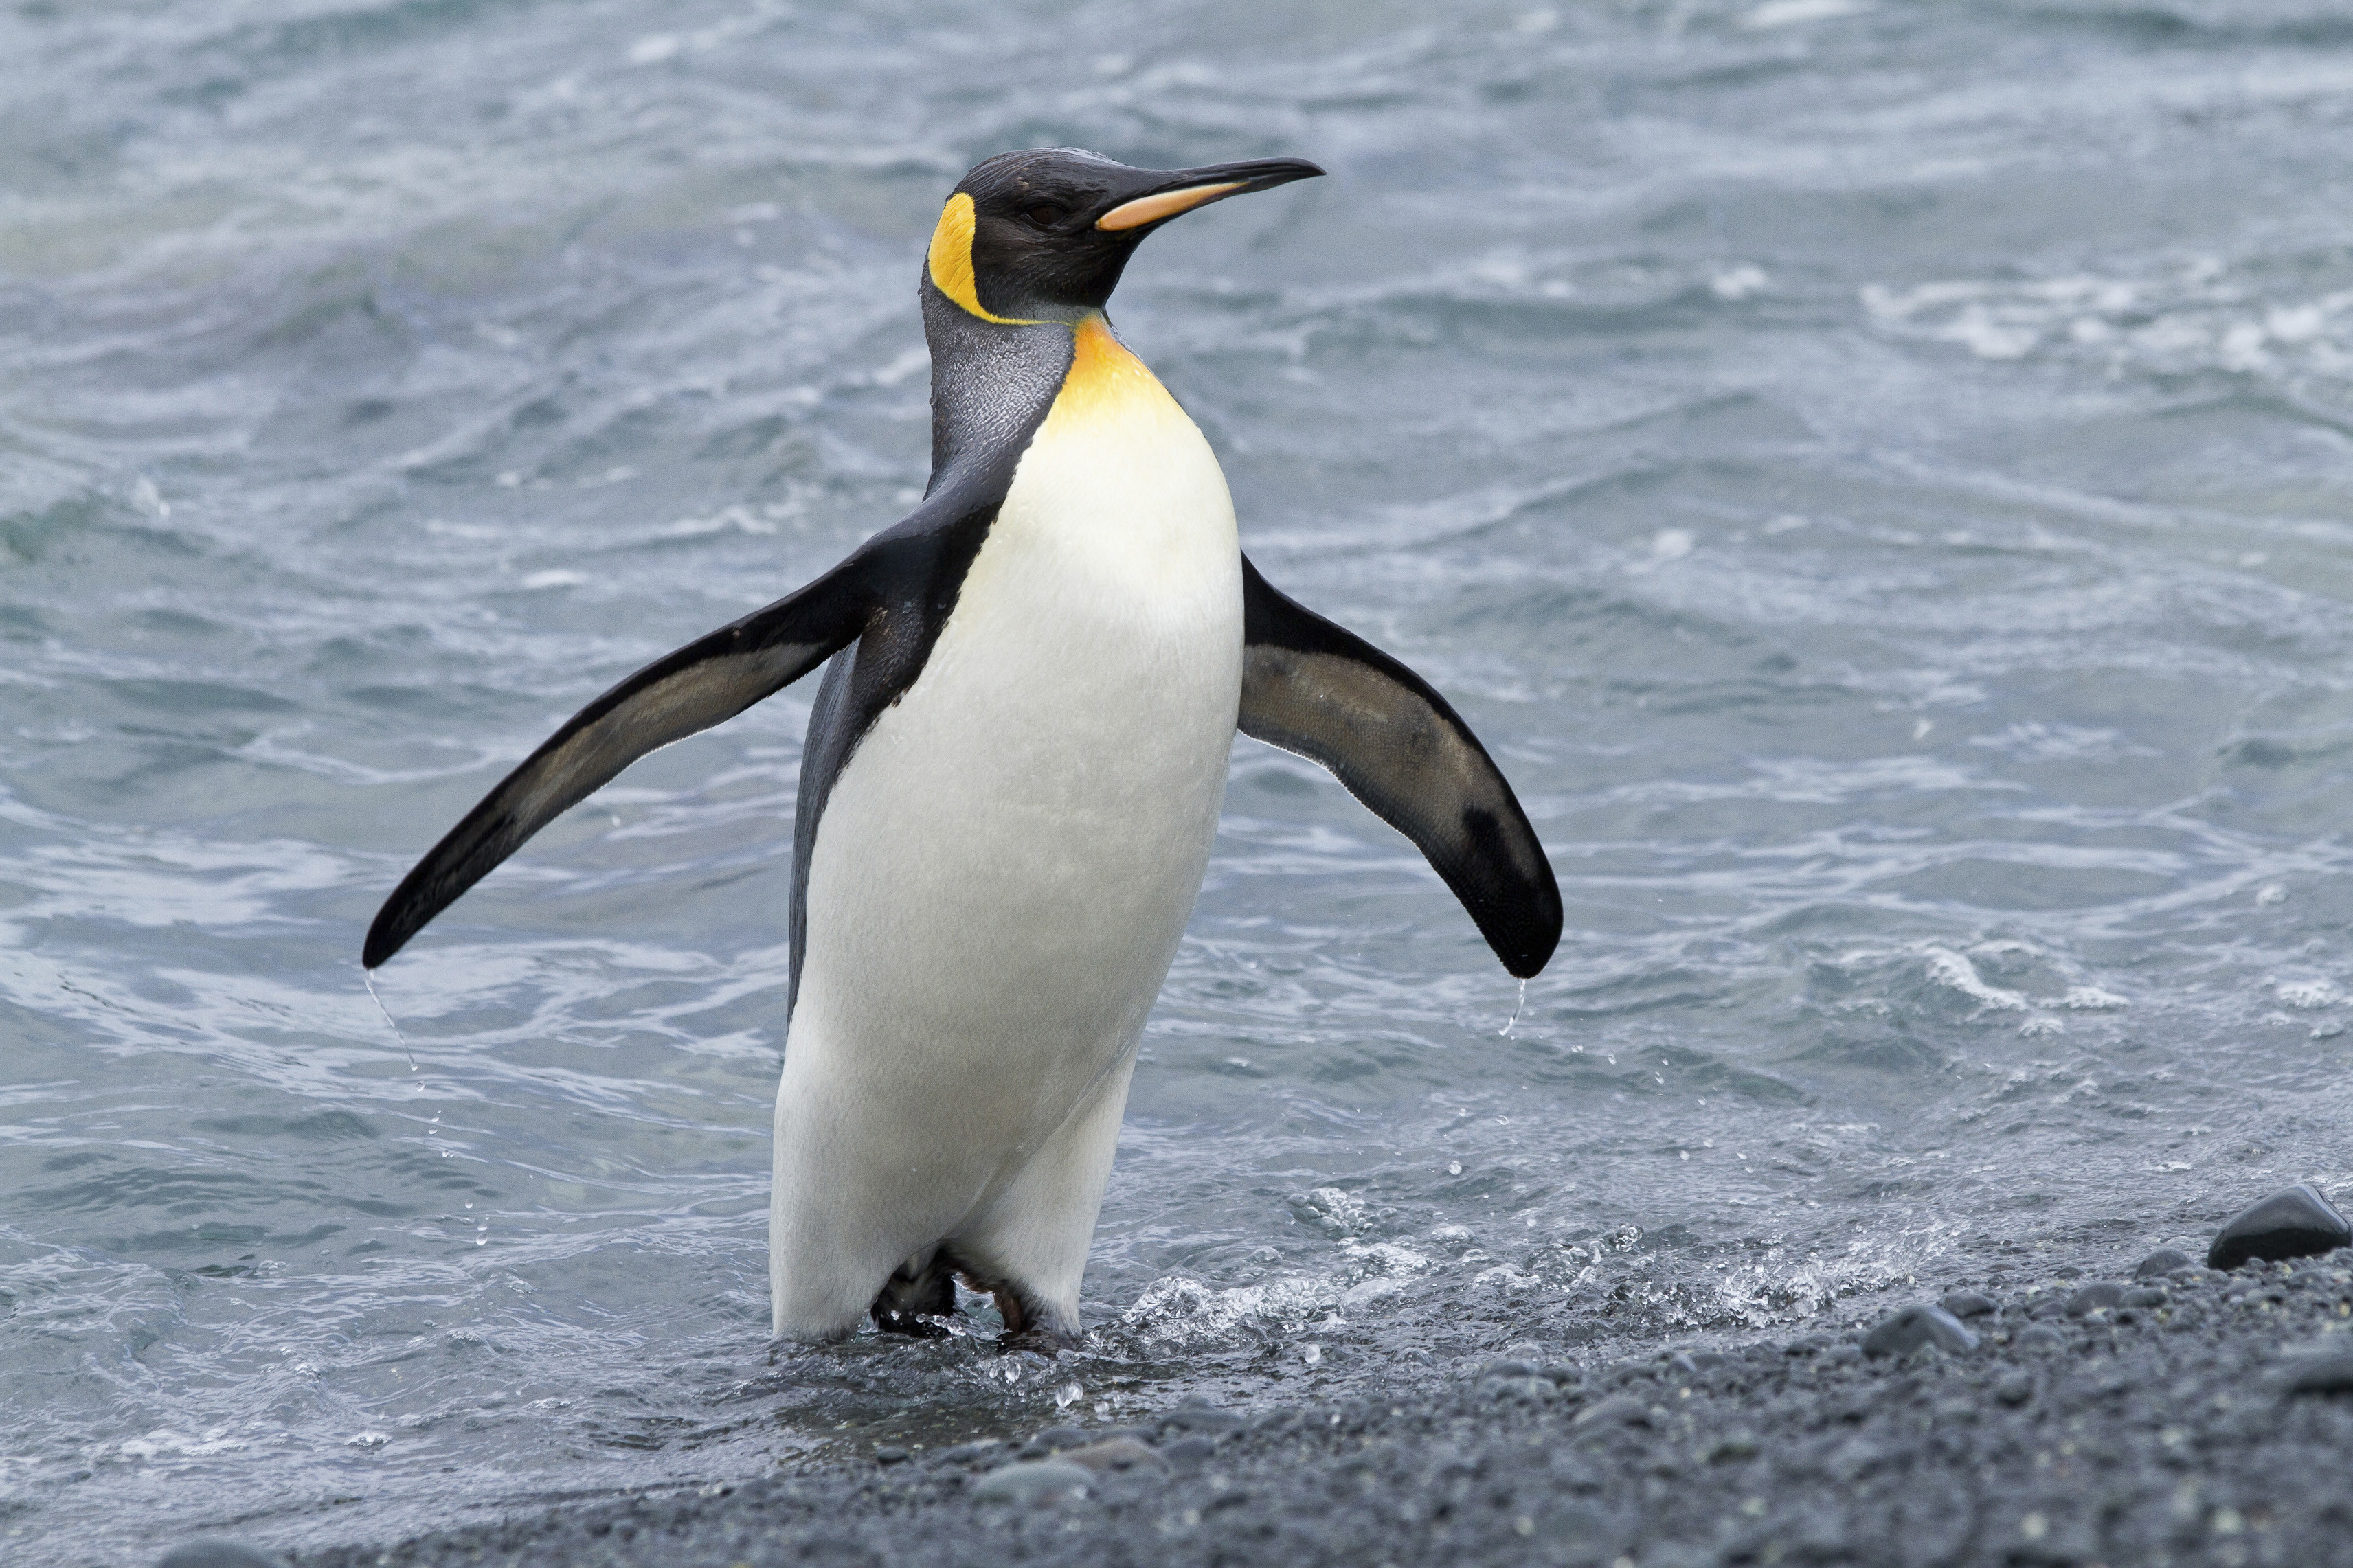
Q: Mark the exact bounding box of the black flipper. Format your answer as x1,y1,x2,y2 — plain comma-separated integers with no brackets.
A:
363,560,874,969
1237,554,1562,978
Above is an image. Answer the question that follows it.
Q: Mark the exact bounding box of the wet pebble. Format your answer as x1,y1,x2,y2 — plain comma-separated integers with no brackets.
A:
2283,1353,2353,1396
1861,1305,1979,1359
2207,1183,2352,1271
971,1459,1092,1505
157,1545,286,1568
2135,1247,2192,1280
1030,1425,1089,1451
1161,1434,1218,1469
2013,1324,2066,1353
2121,1286,2168,1309
934,1440,1004,1467
1485,1374,1558,1403
2066,1282,2125,1317
1057,1437,1170,1475
1995,1374,2034,1407
1479,1356,1537,1380
1162,1405,1247,1433
873,1447,908,1466
1823,1344,1862,1367
1571,1394,1653,1429
1939,1291,1996,1319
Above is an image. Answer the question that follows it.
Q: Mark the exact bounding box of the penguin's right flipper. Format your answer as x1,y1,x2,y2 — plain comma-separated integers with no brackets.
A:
363,560,873,969
1237,554,1562,978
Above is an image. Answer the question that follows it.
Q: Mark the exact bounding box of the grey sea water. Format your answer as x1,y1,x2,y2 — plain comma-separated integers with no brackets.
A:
6,1,2353,1562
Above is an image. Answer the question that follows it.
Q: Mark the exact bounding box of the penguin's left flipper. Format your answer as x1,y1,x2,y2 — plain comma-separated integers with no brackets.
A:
363,560,872,969
1237,554,1562,979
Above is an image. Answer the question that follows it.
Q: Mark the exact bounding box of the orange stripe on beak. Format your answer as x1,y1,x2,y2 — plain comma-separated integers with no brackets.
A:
1094,181,1247,232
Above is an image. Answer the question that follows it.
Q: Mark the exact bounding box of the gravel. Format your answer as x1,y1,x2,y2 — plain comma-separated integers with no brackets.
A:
251,1247,2353,1568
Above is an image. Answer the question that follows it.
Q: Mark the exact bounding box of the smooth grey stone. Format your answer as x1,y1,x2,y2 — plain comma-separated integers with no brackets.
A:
1571,1394,1653,1429
2121,1286,2168,1308
1540,1362,1584,1385
2207,1183,2352,1271
2284,1352,2353,1396
2066,1282,2126,1317
1479,1356,1536,1380
1058,1437,1169,1475
1161,1434,1217,1468
1164,1405,1246,1433
935,1440,1004,1466
1939,1291,1996,1319
2013,1324,2066,1352
159,1546,286,1568
2053,1264,2084,1279
2027,1297,2068,1320
1031,1425,1088,1451
1686,1351,1731,1372
971,1459,1092,1504
1823,1344,1862,1366
2168,1306,2205,1332
1861,1305,1979,1359
874,1446,908,1465
1994,1374,2034,1407
2135,1247,2193,1280
1486,1374,1557,1402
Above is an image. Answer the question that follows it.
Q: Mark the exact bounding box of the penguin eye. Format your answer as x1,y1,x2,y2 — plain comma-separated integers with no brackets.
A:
1022,201,1068,227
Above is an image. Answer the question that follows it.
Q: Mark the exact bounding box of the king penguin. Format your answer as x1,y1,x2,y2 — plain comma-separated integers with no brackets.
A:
365,148,1563,1346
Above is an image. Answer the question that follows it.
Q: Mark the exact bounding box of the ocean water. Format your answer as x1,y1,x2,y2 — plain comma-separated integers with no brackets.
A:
7,0,2353,1561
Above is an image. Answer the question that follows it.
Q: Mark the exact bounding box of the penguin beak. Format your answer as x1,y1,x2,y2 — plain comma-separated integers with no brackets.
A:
1096,157,1325,232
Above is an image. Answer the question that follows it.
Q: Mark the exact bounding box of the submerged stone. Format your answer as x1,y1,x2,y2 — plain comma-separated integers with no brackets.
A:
2208,1184,2352,1270
2135,1247,2192,1280
1861,1305,1979,1359
971,1459,1092,1504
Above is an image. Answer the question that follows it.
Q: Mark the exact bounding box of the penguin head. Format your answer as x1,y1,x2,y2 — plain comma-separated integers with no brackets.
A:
925,148,1323,326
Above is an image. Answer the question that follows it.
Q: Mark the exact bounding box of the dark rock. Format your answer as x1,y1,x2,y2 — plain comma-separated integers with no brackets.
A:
971,1459,1091,1505
158,1546,287,1568
2121,1286,2167,1309
1861,1305,1979,1359
2053,1264,2084,1279
1782,1334,1834,1356
2066,1282,2125,1317
2284,1353,2353,1396
2135,1247,2192,1280
873,1447,908,1465
1939,1291,1996,1319
2207,1183,2352,1271
1162,1405,1246,1433
1161,1434,1217,1469
1994,1374,2034,1407
2013,1324,2065,1353
2027,1296,2067,1320
1539,1362,1584,1386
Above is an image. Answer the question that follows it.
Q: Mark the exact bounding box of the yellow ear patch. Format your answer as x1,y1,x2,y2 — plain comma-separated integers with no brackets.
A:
926,193,1038,325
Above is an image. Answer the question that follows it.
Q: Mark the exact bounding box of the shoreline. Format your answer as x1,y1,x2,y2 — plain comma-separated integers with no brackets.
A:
255,1233,2353,1568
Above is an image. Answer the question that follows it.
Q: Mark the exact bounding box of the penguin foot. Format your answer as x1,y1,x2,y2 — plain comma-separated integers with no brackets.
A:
868,1253,957,1337
952,1266,1081,1352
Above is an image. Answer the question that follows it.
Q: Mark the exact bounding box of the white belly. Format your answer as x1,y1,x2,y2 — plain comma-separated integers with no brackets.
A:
770,319,1242,1337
